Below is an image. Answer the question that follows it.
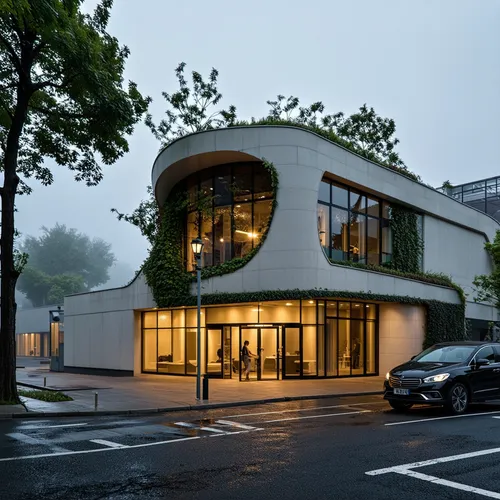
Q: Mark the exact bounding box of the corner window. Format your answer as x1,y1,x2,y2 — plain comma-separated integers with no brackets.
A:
318,177,391,266
182,162,273,271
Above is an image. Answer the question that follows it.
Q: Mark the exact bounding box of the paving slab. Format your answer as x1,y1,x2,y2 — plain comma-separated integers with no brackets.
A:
0,403,27,416
14,363,384,417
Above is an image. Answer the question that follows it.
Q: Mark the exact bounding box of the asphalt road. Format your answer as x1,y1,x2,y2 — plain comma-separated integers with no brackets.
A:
3,395,500,499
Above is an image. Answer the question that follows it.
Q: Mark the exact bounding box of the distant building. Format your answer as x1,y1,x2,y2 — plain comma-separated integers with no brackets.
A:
439,176,500,222
16,305,63,359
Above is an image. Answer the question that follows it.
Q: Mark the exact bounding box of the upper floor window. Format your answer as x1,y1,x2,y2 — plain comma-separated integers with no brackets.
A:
183,162,273,271
317,177,392,266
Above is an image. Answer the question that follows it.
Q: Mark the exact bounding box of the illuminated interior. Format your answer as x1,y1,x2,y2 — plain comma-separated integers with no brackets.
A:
142,299,378,379
182,161,273,271
16,332,49,357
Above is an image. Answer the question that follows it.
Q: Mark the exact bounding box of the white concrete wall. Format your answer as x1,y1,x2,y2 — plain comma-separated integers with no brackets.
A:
16,305,61,334
151,126,497,315
423,215,492,304
378,304,426,375
64,275,154,372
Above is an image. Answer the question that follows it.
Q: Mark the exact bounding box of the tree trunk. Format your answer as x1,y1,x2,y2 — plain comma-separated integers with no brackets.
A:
0,95,27,404
0,185,19,403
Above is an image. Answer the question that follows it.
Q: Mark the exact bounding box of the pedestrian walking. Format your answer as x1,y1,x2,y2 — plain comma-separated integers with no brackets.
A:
241,340,256,381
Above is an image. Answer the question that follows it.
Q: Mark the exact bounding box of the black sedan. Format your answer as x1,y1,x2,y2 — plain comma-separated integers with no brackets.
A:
384,341,500,415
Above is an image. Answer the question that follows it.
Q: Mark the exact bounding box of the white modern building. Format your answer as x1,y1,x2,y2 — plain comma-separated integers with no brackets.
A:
63,126,499,380
16,304,62,359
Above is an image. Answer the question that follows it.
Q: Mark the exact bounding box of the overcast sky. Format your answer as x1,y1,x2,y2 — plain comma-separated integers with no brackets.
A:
14,0,500,283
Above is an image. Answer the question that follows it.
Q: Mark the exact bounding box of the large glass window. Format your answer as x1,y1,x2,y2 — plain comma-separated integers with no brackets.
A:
181,162,273,270
330,207,349,260
321,300,378,377
143,309,204,375
143,300,378,379
317,177,408,266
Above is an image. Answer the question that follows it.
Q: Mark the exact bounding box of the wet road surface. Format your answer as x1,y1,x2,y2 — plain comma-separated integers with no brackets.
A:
3,394,500,499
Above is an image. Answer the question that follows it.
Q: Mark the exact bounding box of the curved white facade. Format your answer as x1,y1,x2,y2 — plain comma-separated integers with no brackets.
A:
152,126,498,313
64,126,499,377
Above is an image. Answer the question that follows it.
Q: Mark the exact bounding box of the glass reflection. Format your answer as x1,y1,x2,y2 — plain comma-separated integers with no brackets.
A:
318,177,396,265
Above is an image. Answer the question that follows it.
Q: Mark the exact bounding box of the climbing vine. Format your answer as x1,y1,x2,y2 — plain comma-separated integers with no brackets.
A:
143,159,278,307
389,205,423,274
142,192,192,307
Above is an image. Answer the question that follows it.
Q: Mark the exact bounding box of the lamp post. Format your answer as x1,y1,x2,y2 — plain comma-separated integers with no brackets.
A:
191,238,204,400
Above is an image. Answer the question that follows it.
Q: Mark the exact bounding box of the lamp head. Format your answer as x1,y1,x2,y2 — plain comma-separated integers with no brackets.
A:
191,238,204,261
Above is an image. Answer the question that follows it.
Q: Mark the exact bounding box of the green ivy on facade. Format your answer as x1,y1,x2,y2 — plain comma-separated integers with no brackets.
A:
143,159,278,307
389,205,423,274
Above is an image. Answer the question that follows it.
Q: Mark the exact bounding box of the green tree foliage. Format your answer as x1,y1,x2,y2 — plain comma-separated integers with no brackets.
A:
145,62,237,147
115,64,412,240
17,266,85,306
0,0,149,403
17,223,115,306
473,230,500,308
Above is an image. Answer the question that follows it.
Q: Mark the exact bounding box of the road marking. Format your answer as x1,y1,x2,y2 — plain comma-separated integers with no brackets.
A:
0,436,201,463
7,433,46,445
366,446,500,475
385,410,500,426
216,420,259,430
209,429,264,438
223,401,385,419
18,423,88,430
396,469,500,499
173,422,225,433
90,439,128,449
252,410,371,424
7,432,69,453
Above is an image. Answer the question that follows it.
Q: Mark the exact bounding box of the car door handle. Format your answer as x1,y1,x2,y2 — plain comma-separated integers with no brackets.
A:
494,369,500,373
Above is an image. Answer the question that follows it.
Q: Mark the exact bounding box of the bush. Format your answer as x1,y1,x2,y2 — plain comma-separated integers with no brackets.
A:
18,389,73,402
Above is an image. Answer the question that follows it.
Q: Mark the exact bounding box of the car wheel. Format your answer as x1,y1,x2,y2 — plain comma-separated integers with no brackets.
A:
389,400,413,412
446,382,469,415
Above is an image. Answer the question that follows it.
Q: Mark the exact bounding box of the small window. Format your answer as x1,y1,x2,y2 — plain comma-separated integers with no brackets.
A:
350,191,366,213
319,181,330,203
493,346,500,363
332,183,348,208
477,346,495,363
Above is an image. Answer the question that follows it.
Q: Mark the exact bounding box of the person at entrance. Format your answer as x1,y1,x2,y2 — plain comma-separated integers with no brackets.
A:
352,339,360,369
241,340,256,381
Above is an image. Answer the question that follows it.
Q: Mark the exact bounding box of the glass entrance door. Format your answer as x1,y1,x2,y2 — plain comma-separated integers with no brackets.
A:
206,326,233,378
240,327,280,381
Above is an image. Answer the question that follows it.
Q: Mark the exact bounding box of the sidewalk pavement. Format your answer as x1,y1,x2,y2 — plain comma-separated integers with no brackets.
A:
6,362,385,418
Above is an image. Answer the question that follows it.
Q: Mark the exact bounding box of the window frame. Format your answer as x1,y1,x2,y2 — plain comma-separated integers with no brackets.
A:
181,162,273,271
317,178,392,266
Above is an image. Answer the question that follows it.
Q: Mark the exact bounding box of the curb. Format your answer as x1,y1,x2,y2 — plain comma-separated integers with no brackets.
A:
1,390,383,420
18,382,61,392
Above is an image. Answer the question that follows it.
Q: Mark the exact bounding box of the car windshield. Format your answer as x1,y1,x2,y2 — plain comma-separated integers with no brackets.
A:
413,345,477,364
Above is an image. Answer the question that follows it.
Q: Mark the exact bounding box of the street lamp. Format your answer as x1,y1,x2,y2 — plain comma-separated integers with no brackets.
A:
191,238,204,400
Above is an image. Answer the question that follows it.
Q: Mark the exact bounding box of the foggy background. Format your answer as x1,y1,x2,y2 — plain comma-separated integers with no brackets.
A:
14,0,500,294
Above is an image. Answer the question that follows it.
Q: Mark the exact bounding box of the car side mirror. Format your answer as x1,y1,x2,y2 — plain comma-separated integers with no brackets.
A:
475,358,490,369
